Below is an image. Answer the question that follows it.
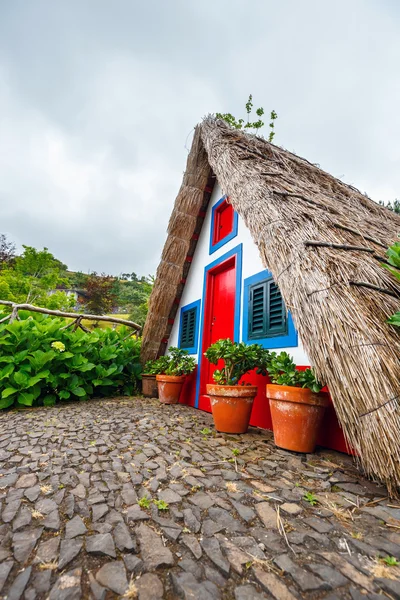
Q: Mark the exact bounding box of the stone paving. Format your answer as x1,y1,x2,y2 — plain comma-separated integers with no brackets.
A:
0,397,400,600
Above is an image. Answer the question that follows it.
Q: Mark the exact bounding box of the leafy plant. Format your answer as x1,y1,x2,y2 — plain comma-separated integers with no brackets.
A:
231,448,240,456
153,499,169,511
382,239,400,282
303,491,318,506
216,94,278,141
138,496,151,509
200,428,212,436
267,351,323,393
0,312,142,409
154,347,196,377
382,239,400,328
143,357,170,375
204,339,272,385
381,555,399,566
166,347,196,376
379,199,400,214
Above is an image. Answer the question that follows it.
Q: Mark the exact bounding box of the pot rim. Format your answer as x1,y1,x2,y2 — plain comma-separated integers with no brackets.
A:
266,383,329,407
142,373,157,377
206,383,258,397
156,374,186,383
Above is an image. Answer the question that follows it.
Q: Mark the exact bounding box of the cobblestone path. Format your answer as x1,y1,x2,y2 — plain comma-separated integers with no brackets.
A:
0,397,399,599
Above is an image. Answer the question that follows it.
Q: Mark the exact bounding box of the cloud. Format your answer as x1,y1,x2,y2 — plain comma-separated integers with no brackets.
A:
0,0,399,274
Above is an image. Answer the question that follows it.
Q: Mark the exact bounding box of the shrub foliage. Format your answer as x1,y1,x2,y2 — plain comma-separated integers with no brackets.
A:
0,313,142,410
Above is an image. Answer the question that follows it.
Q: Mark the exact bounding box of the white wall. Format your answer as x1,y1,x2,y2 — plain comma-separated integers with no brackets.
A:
167,182,309,365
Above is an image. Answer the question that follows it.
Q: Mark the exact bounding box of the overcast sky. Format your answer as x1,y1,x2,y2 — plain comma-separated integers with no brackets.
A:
1,0,399,276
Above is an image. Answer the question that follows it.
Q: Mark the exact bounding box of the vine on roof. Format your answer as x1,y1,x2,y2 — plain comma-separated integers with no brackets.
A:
216,94,277,142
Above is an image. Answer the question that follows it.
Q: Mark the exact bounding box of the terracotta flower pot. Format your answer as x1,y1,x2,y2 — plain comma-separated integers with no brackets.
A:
142,374,159,398
206,384,258,434
267,384,329,453
156,374,186,404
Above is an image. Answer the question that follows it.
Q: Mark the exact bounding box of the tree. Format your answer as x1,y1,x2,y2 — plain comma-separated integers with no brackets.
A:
120,272,139,282
0,234,16,265
83,273,118,315
114,274,153,325
67,270,88,289
0,245,74,310
379,199,400,214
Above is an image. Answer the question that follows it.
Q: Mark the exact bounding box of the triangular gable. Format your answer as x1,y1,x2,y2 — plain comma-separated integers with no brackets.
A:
142,117,400,495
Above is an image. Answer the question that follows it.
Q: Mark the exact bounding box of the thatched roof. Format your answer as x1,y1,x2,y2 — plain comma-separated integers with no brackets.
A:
142,117,400,495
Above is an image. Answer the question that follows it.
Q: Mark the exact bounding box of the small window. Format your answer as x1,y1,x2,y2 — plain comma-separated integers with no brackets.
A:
248,278,287,339
180,308,196,349
209,196,238,254
178,300,200,354
213,201,234,245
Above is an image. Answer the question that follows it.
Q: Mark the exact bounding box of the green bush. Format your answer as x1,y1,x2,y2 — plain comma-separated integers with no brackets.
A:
267,351,322,393
382,239,400,327
163,347,196,376
143,356,170,375
144,348,196,377
0,312,142,409
204,339,271,385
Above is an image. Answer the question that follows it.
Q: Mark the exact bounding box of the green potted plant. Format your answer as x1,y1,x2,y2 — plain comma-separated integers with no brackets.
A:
142,357,169,398
156,347,196,405
266,351,328,453
204,339,271,434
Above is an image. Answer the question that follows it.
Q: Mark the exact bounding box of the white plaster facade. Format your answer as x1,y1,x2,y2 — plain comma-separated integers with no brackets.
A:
167,182,309,366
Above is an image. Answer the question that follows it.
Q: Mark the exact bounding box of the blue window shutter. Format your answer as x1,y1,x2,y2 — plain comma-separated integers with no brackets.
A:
267,280,287,334
249,281,267,337
180,307,197,349
248,278,287,339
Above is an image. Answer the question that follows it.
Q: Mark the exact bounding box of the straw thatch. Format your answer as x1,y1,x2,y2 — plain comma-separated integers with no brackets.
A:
142,117,400,495
141,126,213,362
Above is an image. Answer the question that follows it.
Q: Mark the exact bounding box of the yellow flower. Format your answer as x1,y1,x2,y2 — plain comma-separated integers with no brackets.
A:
51,341,65,352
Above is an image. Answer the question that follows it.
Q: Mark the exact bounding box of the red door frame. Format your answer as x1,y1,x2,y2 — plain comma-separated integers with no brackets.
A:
195,244,243,409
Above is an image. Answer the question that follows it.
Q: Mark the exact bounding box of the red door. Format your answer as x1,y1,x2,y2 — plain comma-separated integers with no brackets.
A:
213,201,234,244
199,256,236,411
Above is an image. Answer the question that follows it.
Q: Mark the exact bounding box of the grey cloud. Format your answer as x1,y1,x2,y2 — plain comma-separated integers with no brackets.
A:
0,0,399,275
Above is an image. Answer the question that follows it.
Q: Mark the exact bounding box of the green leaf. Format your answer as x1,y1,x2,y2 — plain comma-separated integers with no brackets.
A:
70,386,86,397
2,387,18,398
17,392,34,406
0,397,15,409
388,312,400,327
28,350,56,370
98,378,114,386
105,365,118,376
382,263,400,282
35,370,50,379
58,390,71,399
0,364,14,380
31,384,42,400
14,350,29,364
14,371,28,386
79,362,96,372
0,356,14,363
26,375,45,388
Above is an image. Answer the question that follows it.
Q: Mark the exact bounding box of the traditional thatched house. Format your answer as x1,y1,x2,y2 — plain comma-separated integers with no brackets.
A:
142,117,400,494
